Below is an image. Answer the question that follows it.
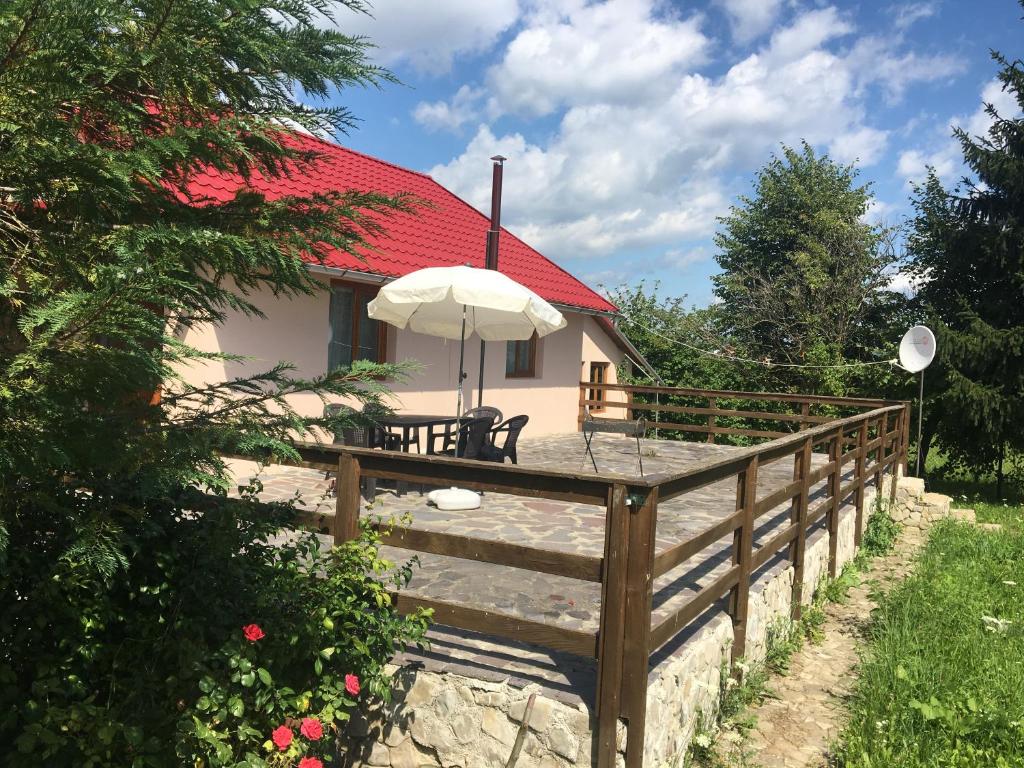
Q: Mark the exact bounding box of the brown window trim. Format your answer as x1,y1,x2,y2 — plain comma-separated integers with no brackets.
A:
329,280,388,369
505,334,538,379
588,361,610,412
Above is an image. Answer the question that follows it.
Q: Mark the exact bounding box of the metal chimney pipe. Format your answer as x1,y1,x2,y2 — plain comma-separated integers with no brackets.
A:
477,155,506,407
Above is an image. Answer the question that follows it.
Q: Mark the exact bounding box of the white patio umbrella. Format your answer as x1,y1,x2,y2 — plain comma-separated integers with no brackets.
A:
367,265,567,441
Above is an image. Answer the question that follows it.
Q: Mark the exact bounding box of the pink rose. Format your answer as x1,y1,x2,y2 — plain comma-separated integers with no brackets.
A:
242,624,265,642
271,725,293,750
345,673,360,697
299,717,323,741
298,758,323,768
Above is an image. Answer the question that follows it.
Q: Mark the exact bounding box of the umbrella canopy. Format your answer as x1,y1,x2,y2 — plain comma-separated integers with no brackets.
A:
367,265,567,341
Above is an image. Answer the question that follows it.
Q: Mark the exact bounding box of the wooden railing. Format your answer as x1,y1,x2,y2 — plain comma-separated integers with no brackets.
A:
252,389,909,768
579,381,905,443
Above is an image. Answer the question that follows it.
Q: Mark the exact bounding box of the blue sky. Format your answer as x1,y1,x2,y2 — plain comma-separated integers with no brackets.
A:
322,0,1023,306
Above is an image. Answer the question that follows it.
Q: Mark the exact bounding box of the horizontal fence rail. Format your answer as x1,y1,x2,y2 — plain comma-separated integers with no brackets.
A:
579,381,902,445
231,386,910,768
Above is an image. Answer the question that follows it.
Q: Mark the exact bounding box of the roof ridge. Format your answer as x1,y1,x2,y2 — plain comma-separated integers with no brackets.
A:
293,130,436,182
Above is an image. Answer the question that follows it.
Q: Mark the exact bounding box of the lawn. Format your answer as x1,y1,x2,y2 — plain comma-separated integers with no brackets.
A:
924,448,1023,532
836,460,1024,767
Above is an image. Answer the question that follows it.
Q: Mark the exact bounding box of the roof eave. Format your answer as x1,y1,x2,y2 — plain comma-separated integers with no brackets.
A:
305,262,619,316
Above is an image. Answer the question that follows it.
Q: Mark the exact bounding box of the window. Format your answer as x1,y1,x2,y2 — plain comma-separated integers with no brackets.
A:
505,334,537,378
328,282,385,370
588,362,609,411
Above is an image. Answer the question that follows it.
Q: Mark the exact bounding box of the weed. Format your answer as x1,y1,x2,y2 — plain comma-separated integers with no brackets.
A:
764,617,803,674
860,498,901,558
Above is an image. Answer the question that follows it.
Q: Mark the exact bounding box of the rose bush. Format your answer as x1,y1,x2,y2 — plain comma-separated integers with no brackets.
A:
174,512,429,766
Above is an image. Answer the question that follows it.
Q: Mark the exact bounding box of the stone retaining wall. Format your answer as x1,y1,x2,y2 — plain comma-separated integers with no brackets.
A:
343,474,914,768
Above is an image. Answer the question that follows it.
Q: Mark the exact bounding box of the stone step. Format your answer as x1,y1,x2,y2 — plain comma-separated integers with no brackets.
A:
950,508,977,523
919,492,952,515
978,522,1004,532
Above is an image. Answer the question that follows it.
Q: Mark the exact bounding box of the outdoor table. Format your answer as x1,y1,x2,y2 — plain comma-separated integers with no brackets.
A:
375,413,459,454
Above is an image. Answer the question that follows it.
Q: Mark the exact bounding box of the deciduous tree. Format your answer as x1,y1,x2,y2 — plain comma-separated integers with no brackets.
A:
712,142,905,396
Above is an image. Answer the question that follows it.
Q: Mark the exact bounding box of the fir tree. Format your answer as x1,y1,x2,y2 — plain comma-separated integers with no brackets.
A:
907,41,1024,494
0,2,428,762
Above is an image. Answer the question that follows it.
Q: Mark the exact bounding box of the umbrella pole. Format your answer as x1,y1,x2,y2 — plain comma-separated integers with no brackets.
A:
455,305,467,458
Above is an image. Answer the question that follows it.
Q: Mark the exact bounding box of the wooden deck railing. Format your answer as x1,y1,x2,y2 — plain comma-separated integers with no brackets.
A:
249,387,909,768
579,381,905,443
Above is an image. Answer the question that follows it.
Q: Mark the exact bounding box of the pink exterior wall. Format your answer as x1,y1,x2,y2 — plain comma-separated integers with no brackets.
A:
176,274,626,438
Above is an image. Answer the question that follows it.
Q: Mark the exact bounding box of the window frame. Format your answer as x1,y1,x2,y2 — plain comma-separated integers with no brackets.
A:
588,361,610,412
505,334,538,379
328,280,388,371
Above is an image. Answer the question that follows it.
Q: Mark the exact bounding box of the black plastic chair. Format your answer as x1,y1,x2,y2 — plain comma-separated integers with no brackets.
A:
441,416,495,460
463,405,503,426
323,403,377,498
485,415,529,464
437,407,502,455
360,402,401,451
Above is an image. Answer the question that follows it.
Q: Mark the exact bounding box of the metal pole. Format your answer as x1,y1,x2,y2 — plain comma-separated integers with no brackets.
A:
455,306,467,458
915,370,924,477
477,155,506,407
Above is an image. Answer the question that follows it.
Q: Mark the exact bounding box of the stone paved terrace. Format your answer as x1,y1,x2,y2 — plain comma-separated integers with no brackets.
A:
232,433,851,705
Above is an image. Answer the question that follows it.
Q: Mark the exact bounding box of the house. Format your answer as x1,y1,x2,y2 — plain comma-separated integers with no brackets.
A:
178,132,655,436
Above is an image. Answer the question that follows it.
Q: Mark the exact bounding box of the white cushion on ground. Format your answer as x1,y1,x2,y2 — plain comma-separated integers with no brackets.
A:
428,487,481,510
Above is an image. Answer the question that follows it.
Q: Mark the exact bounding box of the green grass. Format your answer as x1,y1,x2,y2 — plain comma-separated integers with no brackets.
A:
924,447,1024,532
836,520,1024,767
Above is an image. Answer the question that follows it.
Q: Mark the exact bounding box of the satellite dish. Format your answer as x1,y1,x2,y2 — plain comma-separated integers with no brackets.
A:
898,325,936,373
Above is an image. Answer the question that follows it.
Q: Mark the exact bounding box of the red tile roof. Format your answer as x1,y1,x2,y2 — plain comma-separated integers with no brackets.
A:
184,131,616,314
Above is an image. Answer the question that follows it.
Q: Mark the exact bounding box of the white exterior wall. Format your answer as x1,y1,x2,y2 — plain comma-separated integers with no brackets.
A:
177,274,625,436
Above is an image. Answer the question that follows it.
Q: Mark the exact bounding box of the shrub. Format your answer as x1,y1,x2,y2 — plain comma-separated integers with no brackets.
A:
0,1,429,765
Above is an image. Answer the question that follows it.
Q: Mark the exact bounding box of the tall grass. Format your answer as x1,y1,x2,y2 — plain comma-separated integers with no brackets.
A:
836,520,1024,767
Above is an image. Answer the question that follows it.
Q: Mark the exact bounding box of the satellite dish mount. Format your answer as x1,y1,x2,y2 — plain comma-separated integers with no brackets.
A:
896,326,937,477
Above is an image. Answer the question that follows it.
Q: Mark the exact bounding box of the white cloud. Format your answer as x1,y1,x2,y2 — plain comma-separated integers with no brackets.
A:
886,270,922,296
895,77,1022,187
413,86,485,132
715,0,784,43
334,0,520,74
893,1,938,31
766,7,853,63
425,2,971,267
830,127,890,166
847,34,965,103
486,0,709,116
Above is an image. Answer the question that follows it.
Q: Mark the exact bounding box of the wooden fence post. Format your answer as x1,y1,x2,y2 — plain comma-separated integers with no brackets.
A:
578,382,587,432
902,402,912,475
334,452,361,545
729,456,758,662
854,418,868,546
706,397,717,444
827,427,842,578
790,437,812,620
596,484,630,768
621,488,659,768
888,410,901,509
874,416,884,491
799,401,810,431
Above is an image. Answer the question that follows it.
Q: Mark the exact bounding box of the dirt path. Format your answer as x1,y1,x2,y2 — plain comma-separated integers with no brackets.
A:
727,529,925,768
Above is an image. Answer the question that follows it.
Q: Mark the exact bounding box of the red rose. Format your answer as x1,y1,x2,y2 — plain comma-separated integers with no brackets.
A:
299,717,323,741
298,758,323,768
271,725,293,750
242,624,265,642
345,673,360,697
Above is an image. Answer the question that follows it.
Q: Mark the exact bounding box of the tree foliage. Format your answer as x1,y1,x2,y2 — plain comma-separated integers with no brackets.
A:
0,1,427,764
712,142,906,396
907,45,1024,492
